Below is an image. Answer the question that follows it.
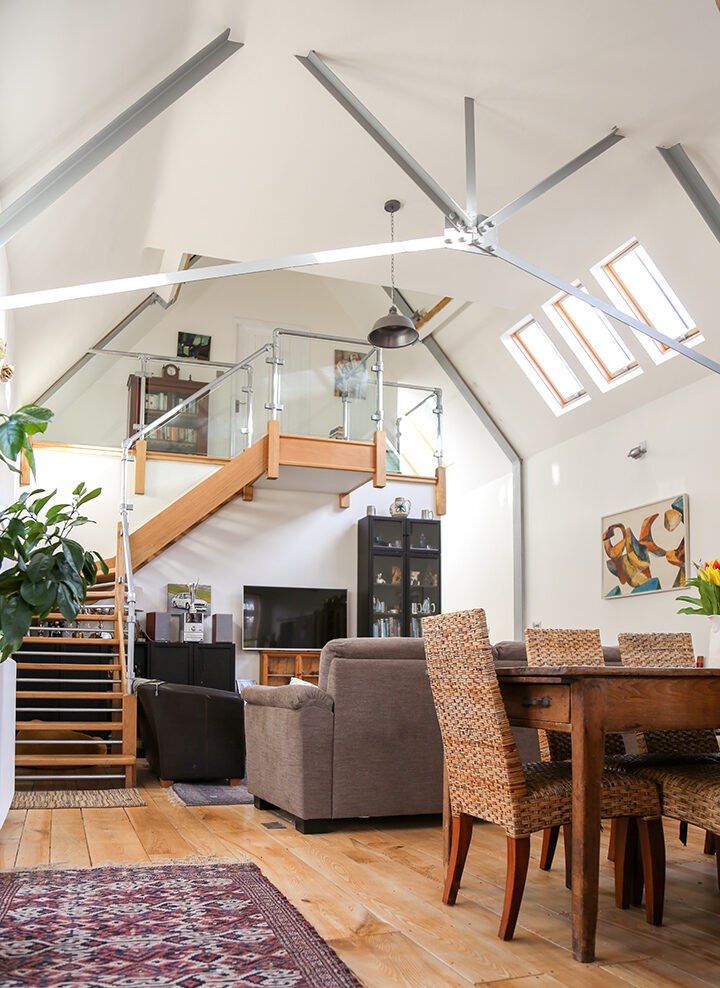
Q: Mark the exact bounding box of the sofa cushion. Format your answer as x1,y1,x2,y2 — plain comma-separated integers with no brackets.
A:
492,640,528,667
319,636,426,692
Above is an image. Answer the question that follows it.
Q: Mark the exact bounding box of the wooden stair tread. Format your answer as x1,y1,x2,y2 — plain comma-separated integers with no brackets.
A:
21,637,120,645
39,613,116,621
16,663,122,671
16,691,123,699
15,721,124,731
15,754,135,766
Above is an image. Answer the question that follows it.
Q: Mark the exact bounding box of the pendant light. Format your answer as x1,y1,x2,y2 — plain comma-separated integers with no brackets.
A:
368,199,419,348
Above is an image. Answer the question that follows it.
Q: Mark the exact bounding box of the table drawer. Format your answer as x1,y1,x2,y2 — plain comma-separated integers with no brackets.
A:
501,683,570,725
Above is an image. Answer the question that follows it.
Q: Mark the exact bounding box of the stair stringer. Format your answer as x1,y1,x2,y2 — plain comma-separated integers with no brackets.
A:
127,433,269,572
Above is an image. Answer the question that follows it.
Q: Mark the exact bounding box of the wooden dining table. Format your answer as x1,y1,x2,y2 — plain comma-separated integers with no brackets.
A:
442,665,720,963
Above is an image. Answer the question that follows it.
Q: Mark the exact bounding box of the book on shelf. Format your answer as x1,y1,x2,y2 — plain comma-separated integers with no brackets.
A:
154,425,197,443
372,616,401,637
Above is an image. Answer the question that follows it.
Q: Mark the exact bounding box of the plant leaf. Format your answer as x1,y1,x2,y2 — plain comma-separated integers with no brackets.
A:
56,583,79,622
0,596,32,645
20,579,56,612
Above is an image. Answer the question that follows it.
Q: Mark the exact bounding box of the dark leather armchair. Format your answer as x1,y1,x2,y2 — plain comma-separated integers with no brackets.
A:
137,682,245,786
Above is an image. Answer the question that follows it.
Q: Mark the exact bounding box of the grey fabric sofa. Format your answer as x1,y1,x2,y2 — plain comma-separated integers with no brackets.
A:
242,635,592,833
242,637,442,832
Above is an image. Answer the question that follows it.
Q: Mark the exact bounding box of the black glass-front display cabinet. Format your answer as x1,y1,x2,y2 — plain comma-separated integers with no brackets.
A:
357,515,441,638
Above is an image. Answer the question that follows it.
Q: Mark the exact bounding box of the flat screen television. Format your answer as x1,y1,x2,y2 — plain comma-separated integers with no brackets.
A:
242,585,347,650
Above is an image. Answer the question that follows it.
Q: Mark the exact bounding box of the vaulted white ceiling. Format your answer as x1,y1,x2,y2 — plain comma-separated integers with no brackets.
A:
2,0,719,457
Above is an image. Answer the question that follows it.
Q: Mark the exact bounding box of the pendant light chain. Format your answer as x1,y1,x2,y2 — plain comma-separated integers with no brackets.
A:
367,198,418,348
390,210,396,307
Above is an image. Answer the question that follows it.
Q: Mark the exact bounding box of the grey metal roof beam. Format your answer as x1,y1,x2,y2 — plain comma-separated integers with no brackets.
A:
658,143,720,246
0,31,242,249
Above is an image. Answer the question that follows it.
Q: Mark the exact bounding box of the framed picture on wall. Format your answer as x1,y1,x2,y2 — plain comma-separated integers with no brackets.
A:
334,349,368,400
177,332,211,361
601,494,688,598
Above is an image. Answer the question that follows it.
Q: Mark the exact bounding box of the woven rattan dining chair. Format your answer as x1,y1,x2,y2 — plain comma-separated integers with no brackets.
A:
622,762,720,891
618,632,720,856
524,628,627,876
422,609,665,939
618,632,719,760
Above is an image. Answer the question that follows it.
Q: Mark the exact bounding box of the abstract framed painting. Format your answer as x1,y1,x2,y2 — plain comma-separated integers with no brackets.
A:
601,494,688,598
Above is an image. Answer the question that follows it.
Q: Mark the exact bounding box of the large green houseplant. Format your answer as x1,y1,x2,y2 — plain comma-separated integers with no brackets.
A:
0,404,108,660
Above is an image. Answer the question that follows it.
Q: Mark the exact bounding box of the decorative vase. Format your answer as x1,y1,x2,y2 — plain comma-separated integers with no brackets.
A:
707,615,720,669
389,497,411,518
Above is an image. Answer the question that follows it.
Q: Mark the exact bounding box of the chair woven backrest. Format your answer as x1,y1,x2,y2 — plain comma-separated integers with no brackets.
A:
618,632,719,755
422,608,527,829
524,628,625,760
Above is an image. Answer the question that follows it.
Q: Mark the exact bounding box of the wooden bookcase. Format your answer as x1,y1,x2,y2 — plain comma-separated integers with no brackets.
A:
259,650,321,686
127,371,209,455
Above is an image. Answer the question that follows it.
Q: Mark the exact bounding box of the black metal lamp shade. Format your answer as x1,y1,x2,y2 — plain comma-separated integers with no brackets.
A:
367,306,419,348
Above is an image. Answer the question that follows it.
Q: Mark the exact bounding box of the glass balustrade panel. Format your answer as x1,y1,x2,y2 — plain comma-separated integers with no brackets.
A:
388,386,440,477
275,336,379,442
42,351,132,448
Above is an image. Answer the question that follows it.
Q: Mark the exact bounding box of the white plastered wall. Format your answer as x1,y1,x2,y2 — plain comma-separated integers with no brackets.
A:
383,335,516,642
524,371,719,654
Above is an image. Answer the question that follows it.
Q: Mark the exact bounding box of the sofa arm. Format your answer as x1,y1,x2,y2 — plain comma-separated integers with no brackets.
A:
241,683,334,712
244,696,334,822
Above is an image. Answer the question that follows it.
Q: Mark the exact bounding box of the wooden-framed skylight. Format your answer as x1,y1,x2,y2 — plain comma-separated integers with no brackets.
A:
503,317,589,416
591,239,702,364
543,283,642,393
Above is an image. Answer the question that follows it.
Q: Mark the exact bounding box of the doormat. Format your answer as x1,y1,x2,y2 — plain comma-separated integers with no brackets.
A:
10,788,146,810
0,863,362,988
172,781,254,806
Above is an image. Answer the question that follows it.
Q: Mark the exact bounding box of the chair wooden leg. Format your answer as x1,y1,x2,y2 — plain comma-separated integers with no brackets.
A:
613,817,638,909
499,835,531,941
608,817,616,862
562,823,572,890
631,822,644,908
637,817,665,926
539,826,559,871
679,821,689,846
704,829,715,855
443,813,473,906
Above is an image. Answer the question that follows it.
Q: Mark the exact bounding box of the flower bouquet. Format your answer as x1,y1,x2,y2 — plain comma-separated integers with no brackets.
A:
677,560,720,615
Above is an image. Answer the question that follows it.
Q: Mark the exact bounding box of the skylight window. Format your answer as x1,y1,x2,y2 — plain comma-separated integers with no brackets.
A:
543,284,642,392
592,239,702,363
503,318,589,416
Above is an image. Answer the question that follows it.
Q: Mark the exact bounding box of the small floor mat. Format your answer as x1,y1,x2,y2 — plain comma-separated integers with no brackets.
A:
11,788,146,810
172,782,254,806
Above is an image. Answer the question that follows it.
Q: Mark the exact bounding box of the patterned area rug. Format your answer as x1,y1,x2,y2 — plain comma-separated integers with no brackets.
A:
10,788,146,810
172,781,254,806
0,864,362,988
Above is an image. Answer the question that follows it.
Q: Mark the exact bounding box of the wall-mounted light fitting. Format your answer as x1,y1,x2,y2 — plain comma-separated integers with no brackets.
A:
627,441,647,460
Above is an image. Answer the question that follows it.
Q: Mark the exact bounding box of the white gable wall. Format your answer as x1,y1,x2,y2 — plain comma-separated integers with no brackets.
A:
525,371,719,655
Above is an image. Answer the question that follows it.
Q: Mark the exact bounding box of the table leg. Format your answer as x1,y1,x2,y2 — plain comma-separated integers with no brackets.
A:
571,680,605,963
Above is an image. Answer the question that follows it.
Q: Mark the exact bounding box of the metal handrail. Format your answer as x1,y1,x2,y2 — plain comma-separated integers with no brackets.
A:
118,330,444,691
119,342,273,690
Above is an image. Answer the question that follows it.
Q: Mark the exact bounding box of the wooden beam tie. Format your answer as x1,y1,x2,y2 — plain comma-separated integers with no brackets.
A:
134,439,147,495
373,431,386,488
267,419,280,479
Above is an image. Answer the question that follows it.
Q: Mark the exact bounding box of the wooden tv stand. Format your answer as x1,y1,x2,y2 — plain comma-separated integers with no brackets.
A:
259,650,321,686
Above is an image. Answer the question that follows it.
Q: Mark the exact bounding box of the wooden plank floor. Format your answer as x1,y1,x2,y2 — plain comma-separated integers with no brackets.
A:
2,764,720,986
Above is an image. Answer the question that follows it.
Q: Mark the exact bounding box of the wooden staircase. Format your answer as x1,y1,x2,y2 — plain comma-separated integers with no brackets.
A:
14,534,137,790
